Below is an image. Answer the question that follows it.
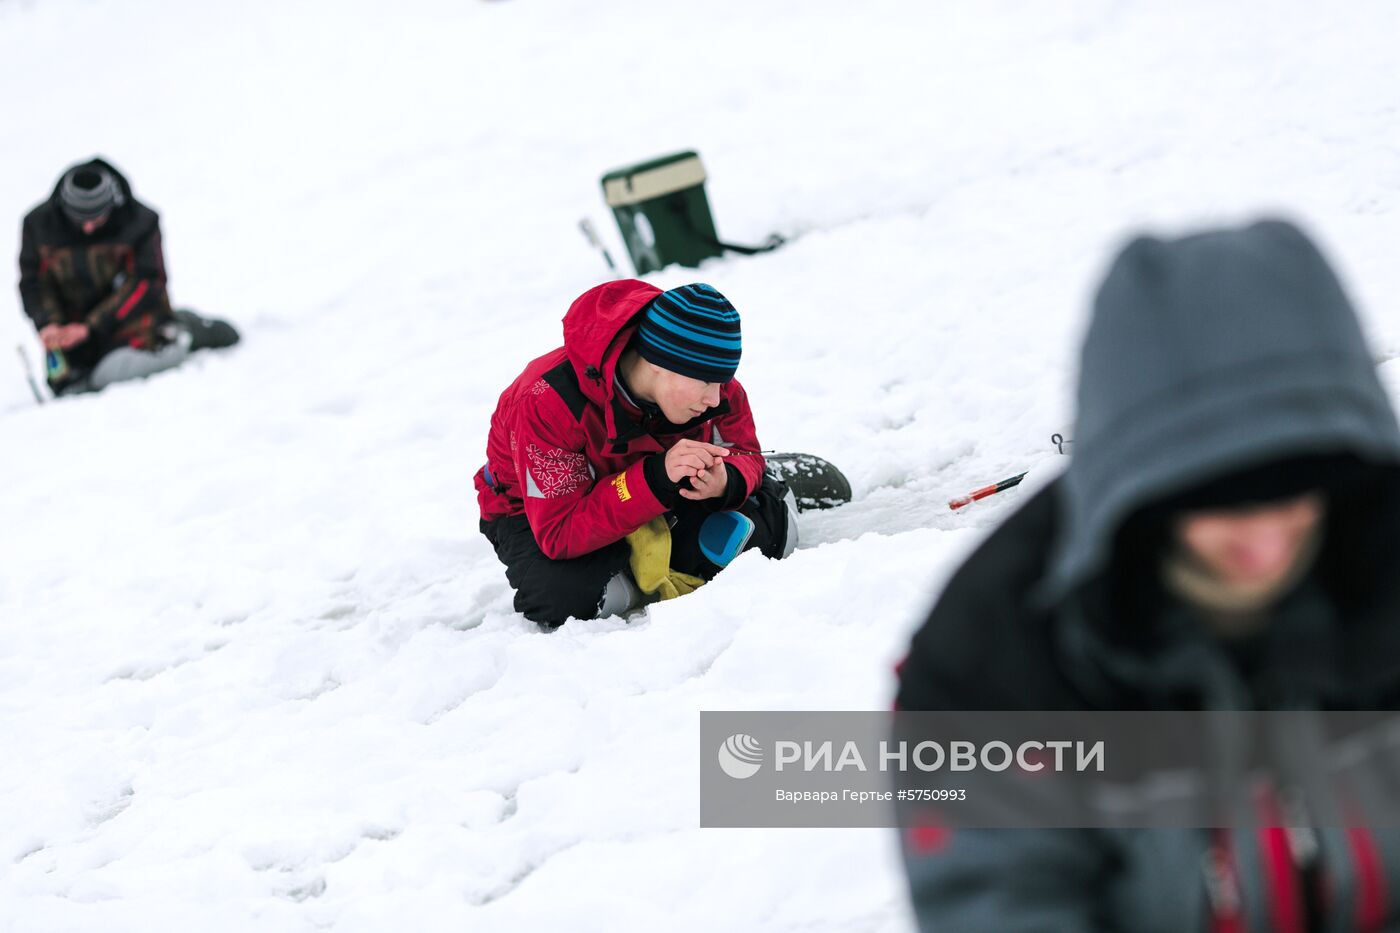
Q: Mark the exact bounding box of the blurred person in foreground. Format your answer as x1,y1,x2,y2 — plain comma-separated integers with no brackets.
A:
19,156,239,395
896,220,1400,931
475,280,798,628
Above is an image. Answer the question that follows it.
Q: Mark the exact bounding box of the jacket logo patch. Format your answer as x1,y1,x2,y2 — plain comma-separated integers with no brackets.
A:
612,472,632,503
528,379,549,396
525,443,591,498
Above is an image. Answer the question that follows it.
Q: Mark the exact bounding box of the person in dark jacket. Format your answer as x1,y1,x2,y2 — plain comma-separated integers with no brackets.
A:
476,279,798,628
896,220,1400,931
18,157,239,394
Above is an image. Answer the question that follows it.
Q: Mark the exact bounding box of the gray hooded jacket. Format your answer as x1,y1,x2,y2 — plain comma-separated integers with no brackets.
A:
897,221,1400,932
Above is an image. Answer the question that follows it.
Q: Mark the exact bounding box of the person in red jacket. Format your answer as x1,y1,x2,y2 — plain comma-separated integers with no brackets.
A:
476,280,797,627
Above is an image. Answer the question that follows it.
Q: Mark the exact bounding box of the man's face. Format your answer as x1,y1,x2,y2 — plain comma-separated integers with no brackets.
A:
649,365,723,424
1174,492,1325,590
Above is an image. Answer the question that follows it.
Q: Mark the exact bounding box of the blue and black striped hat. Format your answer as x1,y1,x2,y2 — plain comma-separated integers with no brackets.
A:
634,283,742,384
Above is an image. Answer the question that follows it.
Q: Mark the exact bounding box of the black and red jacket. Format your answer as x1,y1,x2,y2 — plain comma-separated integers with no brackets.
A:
475,280,766,560
896,223,1400,932
897,480,1400,933
18,158,175,367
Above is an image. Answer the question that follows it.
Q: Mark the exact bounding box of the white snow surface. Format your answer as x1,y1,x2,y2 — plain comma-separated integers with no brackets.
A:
2,1,1400,929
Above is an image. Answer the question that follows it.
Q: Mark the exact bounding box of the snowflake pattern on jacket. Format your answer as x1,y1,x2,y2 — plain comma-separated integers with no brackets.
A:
526,443,592,498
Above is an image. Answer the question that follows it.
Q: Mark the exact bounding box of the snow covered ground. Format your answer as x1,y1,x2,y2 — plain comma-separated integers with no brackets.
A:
2,1,1399,929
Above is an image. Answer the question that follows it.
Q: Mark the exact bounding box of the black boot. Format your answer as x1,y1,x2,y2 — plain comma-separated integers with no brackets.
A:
762,453,851,511
173,309,241,351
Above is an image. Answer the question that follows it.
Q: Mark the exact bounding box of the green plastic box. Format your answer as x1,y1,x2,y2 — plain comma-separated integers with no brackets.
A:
601,151,722,275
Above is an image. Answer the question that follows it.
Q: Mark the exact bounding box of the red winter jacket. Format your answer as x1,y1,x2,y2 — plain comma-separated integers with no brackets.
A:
475,280,766,560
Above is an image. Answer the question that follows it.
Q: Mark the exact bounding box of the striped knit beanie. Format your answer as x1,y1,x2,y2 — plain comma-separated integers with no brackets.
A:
634,283,742,384
59,166,125,226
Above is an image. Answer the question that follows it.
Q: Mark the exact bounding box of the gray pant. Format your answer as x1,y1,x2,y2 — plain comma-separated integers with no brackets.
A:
89,331,192,390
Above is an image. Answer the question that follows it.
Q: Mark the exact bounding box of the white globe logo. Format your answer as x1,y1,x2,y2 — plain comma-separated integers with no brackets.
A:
718,733,763,779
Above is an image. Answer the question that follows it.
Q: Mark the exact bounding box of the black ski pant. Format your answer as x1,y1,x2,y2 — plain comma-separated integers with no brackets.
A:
481,473,793,628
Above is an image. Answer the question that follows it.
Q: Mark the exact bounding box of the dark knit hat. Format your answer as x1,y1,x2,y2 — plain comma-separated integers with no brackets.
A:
1144,453,1368,517
634,283,742,383
59,166,124,225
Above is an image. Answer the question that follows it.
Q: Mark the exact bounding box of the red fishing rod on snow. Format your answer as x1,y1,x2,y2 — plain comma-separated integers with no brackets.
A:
947,434,1073,509
948,472,1027,510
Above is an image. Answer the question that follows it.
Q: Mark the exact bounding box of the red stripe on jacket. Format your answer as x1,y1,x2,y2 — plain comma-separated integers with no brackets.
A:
1348,827,1388,932
1257,791,1305,933
115,279,150,321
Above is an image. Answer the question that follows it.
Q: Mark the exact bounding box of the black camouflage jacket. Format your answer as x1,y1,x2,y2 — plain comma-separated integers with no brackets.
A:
18,158,175,371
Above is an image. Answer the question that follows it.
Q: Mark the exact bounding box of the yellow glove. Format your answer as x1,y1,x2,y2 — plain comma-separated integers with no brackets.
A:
625,517,705,601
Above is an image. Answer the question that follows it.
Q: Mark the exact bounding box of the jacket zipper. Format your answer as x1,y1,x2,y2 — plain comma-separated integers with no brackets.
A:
1281,786,1325,933
1205,830,1246,933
